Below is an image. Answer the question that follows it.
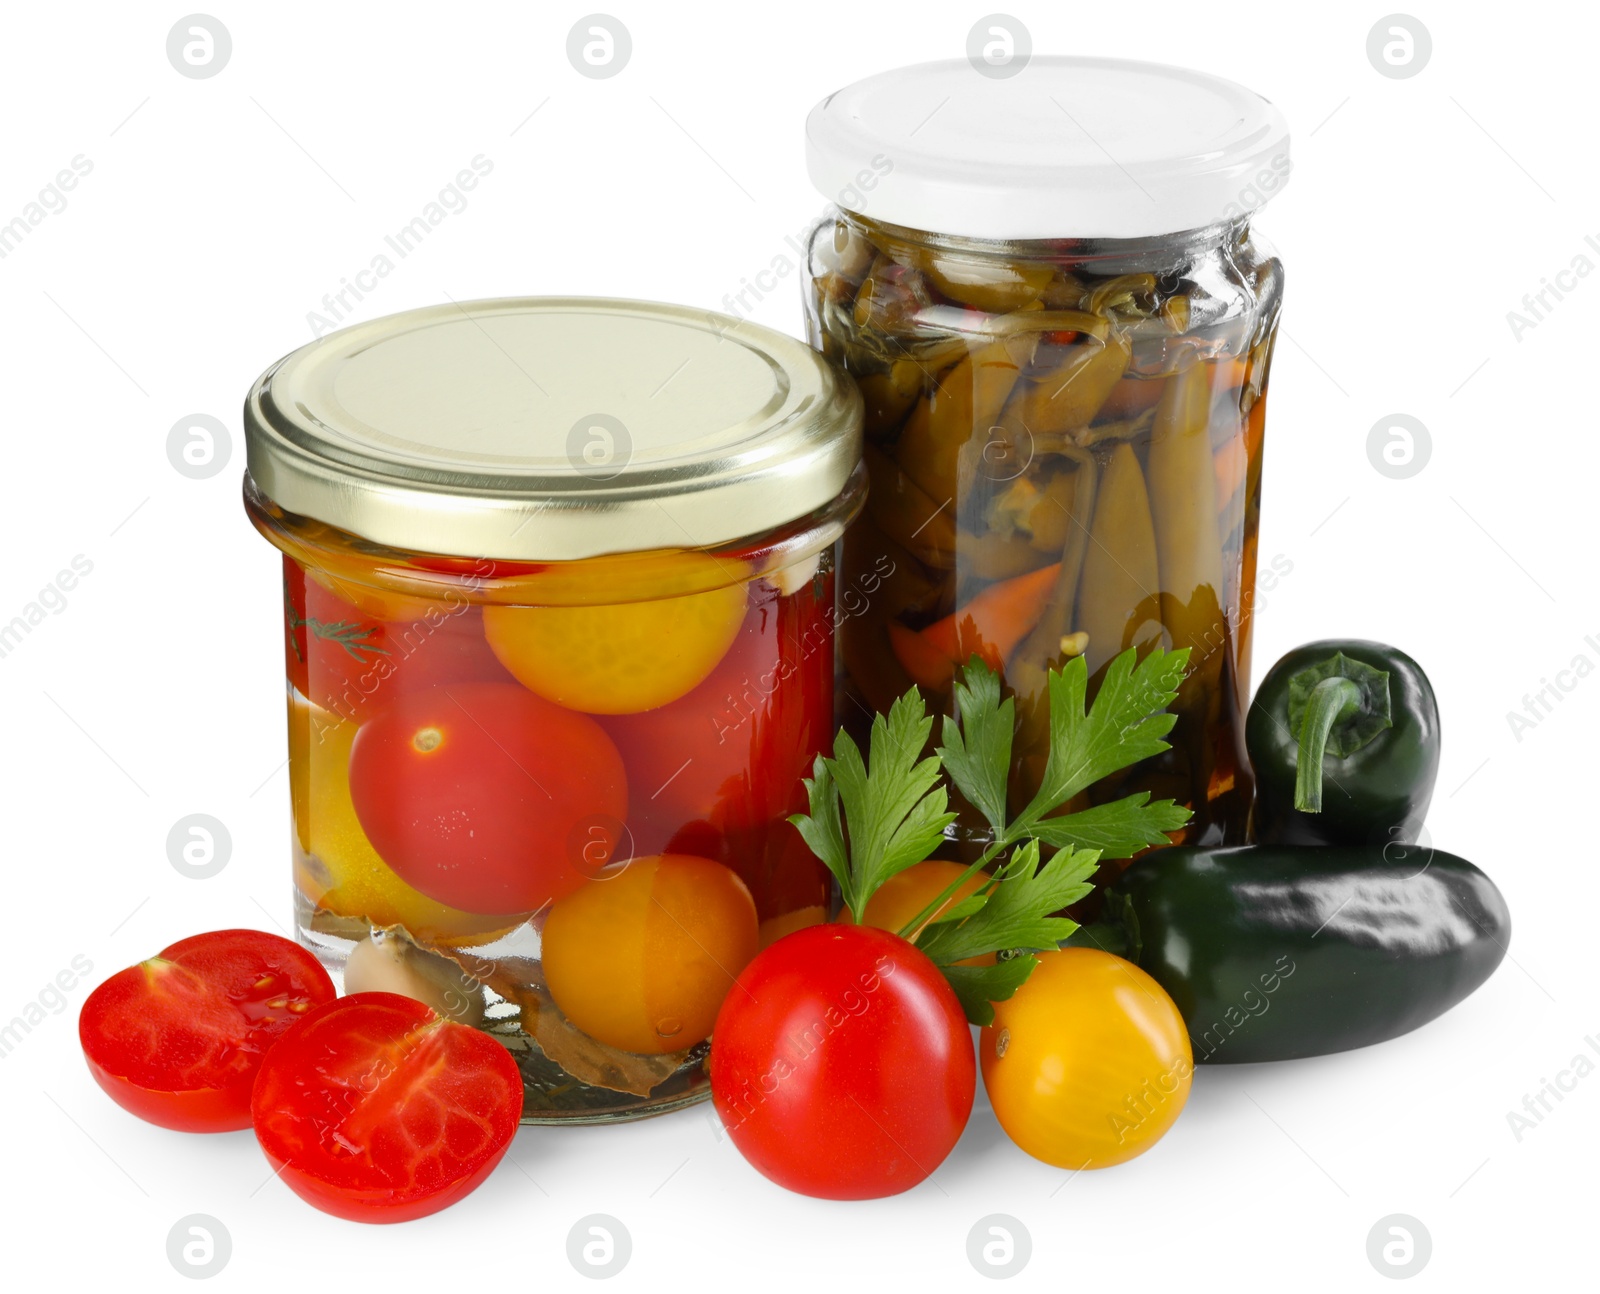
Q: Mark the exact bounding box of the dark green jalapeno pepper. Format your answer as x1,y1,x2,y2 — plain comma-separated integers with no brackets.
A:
1065,843,1509,1063
1246,639,1440,845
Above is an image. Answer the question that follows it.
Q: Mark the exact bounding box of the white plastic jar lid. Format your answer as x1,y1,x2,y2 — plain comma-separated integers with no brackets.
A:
806,57,1291,241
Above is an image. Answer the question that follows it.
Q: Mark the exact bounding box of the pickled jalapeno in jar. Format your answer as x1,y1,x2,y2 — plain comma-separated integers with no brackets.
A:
243,299,863,1121
803,58,1291,850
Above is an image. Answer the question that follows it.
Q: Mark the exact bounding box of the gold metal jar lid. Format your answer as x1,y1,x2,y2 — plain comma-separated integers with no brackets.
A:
243,297,863,561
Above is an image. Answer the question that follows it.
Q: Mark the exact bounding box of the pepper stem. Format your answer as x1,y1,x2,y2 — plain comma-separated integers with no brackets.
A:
1294,676,1363,813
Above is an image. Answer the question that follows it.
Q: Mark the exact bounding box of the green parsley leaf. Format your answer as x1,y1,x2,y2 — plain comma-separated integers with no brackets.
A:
790,754,850,905
935,657,1014,837
918,840,1096,969
1013,647,1189,837
924,891,988,928
939,957,1037,1028
790,689,957,922
1025,792,1192,860
934,652,1193,864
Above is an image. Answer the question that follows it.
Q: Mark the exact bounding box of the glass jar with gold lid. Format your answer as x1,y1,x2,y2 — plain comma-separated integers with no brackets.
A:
242,297,863,1122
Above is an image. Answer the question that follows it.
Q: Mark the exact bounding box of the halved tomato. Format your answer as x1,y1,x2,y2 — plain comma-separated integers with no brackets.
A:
78,929,336,1132
251,992,524,1223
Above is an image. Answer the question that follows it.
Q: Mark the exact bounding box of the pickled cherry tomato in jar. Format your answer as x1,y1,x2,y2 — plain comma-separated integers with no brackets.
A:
244,298,863,1121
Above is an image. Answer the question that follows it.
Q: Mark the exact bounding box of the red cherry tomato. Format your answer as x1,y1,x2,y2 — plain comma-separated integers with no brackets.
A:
251,992,524,1223
709,923,975,1199
348,682,628,915
77,929,336,1132
600,613,767,841
283,558,513,724
288,699,526,945
602,578,834,918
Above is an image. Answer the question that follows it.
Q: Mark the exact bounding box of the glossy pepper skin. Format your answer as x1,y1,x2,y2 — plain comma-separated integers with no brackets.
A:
1246,639,1440,845
1068,844,1509,1063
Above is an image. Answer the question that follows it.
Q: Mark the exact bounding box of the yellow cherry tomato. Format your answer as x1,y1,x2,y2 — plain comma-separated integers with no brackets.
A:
859,860,995,966
758,904,827,948
288,698,523,947
482,557,746,714
981,947,1192,1169
540,854,759,1054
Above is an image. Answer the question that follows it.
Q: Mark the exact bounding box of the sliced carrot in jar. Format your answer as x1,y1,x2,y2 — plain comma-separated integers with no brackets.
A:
922,561,1061,666
888,620,959,691
888,562,1061,690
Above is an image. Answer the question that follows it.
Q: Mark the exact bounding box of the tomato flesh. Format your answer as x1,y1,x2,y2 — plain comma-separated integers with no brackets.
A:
252,992,524,1223
709,923,975,1199
348,681,628,915
78,929,336,1132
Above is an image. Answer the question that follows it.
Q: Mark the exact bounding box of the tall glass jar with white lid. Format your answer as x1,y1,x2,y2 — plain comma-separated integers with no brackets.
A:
802,57,1291,858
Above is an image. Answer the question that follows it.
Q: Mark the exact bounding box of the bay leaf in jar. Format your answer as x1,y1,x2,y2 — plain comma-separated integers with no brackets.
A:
511,983,689,1099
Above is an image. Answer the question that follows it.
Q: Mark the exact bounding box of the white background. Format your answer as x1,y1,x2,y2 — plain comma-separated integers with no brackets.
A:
1,2,1593,1288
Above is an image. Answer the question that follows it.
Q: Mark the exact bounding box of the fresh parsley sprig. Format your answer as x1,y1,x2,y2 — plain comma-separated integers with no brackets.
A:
790,646,1192,1025
791,689,958,922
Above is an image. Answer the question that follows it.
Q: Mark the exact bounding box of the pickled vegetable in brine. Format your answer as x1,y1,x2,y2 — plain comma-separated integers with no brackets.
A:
806,213,1283,851
261,511,841,1121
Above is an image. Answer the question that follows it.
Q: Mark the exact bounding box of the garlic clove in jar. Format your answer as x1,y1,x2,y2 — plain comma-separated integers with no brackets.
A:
343,931,486,1027
768,553,821,596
